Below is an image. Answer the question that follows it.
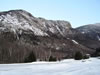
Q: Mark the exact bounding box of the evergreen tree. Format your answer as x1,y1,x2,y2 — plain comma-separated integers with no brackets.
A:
24,52,36,62
83,54,90,59
74,51,83,60
49,56,56,61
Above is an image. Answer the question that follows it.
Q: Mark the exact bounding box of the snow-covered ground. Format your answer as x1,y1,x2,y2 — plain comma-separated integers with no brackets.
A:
0,58,100,75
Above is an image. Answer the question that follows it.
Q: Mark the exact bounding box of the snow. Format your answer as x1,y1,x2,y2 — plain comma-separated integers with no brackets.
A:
63,43,66,46
42,22,46,28
56,25,63,35
72,40,79,44
0,58,100,75
49,27,55,33
0,11,71,37
82,32,85,34
67,38,70,39
56,47,60,50
0,13,48,36
97,35,100,41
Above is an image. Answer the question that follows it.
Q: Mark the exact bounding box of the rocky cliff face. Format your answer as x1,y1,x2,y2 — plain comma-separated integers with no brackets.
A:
0,10,72,37
0,10,94,63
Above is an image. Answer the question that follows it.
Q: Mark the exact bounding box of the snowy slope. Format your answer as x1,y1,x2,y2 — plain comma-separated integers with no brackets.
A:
0,58,100,75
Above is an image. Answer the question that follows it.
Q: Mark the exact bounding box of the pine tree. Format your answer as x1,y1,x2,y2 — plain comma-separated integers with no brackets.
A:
74,51,83,60
24,52,36,62
49,56,56,61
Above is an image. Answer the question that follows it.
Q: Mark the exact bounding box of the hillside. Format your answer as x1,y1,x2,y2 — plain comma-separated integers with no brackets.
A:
0,9,94,63
76,23,100,49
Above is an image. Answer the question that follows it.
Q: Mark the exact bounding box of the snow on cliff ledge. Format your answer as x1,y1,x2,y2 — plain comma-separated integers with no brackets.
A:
0,10,71,36
72,40,79,44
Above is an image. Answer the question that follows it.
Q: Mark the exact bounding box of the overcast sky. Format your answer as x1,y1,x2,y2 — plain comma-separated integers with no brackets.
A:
0,0,100,28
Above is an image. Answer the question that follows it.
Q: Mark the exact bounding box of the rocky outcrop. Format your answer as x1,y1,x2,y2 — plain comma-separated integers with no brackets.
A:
0,10,72,37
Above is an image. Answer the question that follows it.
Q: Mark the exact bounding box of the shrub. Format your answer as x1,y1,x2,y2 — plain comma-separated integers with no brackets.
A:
83,54,90,59
93,47,100,57
74,51,83,60
96,48,100,56
24,52,36,62
49,56,56,61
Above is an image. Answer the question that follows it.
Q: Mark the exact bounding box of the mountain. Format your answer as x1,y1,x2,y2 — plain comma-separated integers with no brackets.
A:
0,9,93,63
0,9,72,37
76,23,100,49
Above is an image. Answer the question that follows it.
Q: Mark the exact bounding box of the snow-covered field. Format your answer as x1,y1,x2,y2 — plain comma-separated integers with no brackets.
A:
0,58,100,75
